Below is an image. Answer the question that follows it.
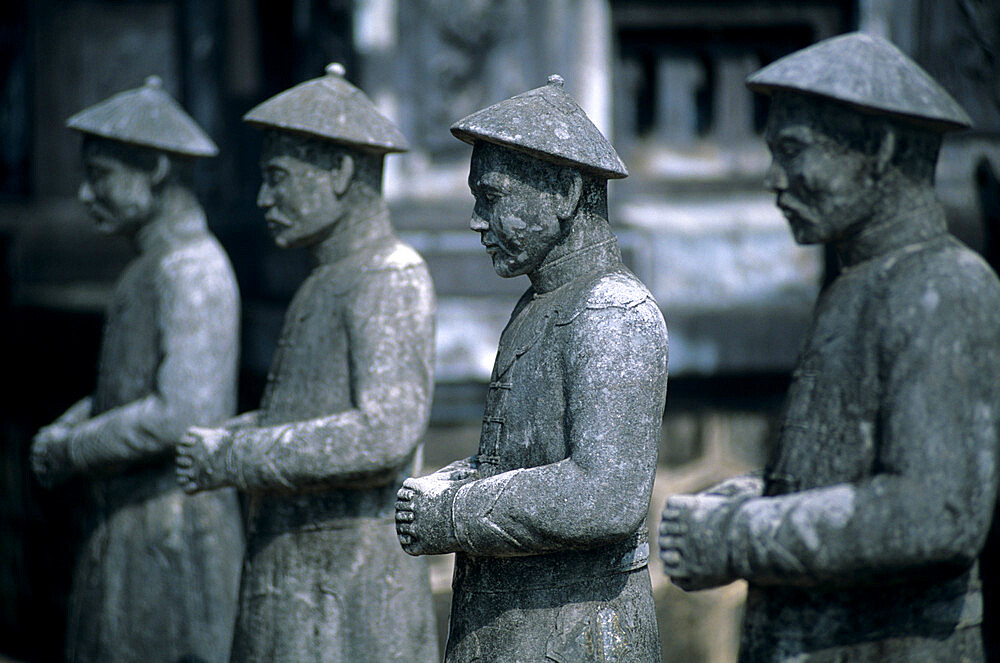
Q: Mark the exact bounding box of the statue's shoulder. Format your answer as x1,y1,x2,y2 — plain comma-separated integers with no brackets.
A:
367,236,427,273
356,237,432,295
877,237,1000,343
317,236,431,297
157,231,235,289
883,236,1000,306
554,266,657,327
333,236,434,306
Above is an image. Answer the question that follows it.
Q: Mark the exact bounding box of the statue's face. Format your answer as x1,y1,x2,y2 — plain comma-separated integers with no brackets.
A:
78,144,156,236
257,136,345,249
467,142,563,278
763,95,876,245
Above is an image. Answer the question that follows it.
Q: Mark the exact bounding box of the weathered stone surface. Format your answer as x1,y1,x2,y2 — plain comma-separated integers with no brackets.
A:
66,76,218,157
746,31,972,131
29,83,242,663
661,33,1000,663
451,74,628,178
243,62,409,153
176,65,438,663
397,77,667,662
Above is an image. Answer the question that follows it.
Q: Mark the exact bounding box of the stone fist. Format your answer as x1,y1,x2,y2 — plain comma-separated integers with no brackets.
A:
176,426,231,493
659,493,740,591
395,474,464,556
30,425,74,488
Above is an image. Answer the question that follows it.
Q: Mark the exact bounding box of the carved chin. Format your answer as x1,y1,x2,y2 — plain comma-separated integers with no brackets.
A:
92,214,118,234
92,208,145,236
491,257,516,278
490,254,528,278
271,229,309,250
782,209,823,245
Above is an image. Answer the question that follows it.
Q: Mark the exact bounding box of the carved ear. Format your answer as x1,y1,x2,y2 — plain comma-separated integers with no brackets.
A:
874,126,897,178
554,167,583,221
331,153,355,196
151,153,171,187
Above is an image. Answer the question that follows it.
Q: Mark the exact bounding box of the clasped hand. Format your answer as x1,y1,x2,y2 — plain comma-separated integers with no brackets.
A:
659,493,739,591
176,426,231,493
30,424,73,488
396,465,475,556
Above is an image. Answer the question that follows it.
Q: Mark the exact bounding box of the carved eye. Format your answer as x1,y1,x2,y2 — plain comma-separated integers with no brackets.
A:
775,136,804,160
85,164,109,181
264,166,287,187
473,189,496,205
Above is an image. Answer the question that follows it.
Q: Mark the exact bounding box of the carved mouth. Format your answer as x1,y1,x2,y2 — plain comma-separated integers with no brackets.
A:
265,213,292,231
776,196,806,223
86,203,116,229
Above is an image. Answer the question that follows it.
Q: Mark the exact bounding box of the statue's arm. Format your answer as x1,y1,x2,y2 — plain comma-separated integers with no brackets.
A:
699,473,764,499
446,301,668,556
426,456,479,482
724,277,1000,588
30,395,95,487
64,255,240,477
223,410,260,430
225,266,435,491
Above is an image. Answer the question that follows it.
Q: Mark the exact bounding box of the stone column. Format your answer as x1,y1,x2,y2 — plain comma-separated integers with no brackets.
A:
713,53,758,146
656,56,704,146
573,0,613,139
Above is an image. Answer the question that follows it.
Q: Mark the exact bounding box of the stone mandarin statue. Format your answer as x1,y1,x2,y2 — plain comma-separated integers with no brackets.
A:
659,32,1000,662
175,63,438,663
29,77,243,663
396,75,669,662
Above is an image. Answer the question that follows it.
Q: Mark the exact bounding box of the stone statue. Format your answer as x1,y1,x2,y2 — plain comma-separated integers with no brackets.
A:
659,32,1000,662
29,77,243,663
175,64,438,663
396,75,669,663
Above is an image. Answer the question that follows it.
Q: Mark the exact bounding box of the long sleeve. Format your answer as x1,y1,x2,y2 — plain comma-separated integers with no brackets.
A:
451,300,668,556
700,473,764,499
227,265,435,491
67,251,240,476
727,269,1000,588
52,397,93,427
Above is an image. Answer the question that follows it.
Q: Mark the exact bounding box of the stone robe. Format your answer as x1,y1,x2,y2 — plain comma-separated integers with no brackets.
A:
728,234,1000,662
442,239,668,663
224,223,438,663
63,211,243,663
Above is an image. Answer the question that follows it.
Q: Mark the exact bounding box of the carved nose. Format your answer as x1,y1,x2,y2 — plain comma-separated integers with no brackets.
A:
764,160,788,192
78,180,95,204
256,183,274,209
469,211,488,232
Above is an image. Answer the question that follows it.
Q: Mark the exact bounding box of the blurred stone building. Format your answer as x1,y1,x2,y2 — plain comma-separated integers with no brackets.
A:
0,1,996,661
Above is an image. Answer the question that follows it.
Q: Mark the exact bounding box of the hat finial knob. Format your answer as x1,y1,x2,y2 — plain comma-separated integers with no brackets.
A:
547,74,564,88
326,62,346,78
145,75,163,89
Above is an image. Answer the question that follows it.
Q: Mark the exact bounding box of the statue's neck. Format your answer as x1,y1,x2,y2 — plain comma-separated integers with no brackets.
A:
528,210,618,293
310,197,392,266
835,183,946,268
134,185,206,254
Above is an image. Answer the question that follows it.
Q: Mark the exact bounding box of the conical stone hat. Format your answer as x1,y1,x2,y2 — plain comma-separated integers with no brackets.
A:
451,74,628,179
243,63,409,153
746,32,971,132
66,76,218,157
